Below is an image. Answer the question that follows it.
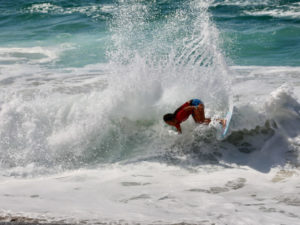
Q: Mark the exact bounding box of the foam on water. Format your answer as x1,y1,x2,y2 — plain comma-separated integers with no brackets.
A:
0,162,299,224
0,0,300,224
244,2,300,19
212,0,271,7
24,2,112,20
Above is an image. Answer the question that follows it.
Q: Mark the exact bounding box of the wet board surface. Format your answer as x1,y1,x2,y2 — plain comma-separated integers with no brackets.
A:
217,106,233,140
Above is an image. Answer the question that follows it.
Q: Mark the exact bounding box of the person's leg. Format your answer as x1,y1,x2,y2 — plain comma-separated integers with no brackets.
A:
191,99,203,122
192,104,206,123
191,101,225,127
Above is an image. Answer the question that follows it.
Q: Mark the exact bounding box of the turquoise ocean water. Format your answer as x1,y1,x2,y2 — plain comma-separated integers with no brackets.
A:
1,0,299,68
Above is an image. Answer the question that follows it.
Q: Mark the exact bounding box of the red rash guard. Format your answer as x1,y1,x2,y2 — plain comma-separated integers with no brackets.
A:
174,102,193,129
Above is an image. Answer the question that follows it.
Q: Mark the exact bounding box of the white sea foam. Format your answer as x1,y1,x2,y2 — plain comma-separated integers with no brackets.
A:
231,66,300,102
244,5,300,19
0,46,61,64
27,3,63,14
0,163,299,224
211,0,271,7
25,3,113,19
212,0,300,19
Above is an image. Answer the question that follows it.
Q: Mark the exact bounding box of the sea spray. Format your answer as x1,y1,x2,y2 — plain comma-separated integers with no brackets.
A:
265,84,300,166
0,0,233,172
95,0,233,166
107,0,231,119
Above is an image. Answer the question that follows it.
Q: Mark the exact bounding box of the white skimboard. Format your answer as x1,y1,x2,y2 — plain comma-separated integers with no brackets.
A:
216,106,233,140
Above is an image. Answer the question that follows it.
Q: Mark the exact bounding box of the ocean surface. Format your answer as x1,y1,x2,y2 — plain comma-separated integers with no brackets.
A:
0,0,300,224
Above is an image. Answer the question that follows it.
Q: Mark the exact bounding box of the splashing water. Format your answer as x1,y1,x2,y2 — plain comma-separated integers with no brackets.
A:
0,0,232,172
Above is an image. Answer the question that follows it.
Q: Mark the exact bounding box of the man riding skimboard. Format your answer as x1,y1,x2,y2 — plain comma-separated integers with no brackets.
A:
163,99,225,133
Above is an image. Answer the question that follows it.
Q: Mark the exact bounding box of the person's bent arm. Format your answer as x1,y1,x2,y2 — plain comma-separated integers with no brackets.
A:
175,124,182,133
